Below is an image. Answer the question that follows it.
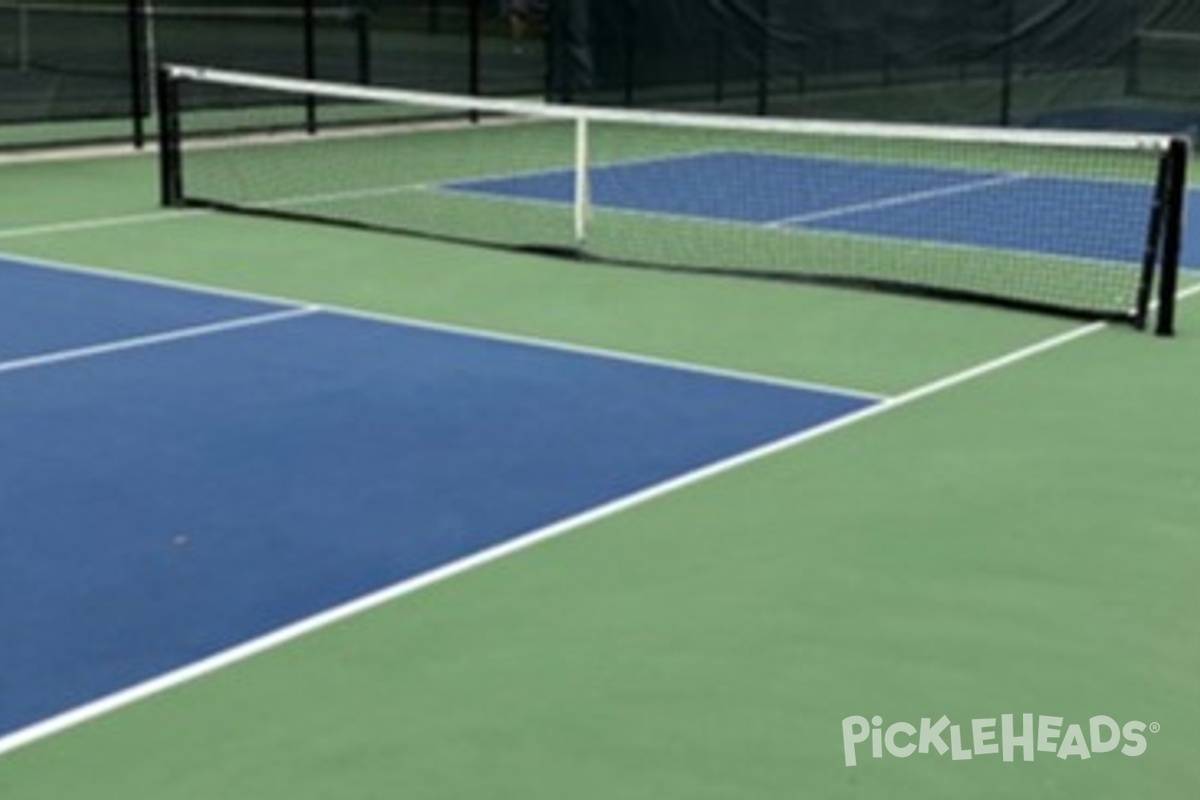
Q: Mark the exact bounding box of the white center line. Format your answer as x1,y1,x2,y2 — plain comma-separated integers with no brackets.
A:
765,173,1030,228
0,305,320,376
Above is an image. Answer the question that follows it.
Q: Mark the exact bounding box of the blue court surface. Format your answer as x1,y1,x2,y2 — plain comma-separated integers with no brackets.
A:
0,256,878,741
447,151,1157,264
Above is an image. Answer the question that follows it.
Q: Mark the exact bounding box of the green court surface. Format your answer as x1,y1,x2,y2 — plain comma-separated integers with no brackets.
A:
0,146,1198,799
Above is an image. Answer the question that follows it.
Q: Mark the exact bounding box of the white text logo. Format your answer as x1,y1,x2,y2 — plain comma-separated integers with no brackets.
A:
842,715,1158,767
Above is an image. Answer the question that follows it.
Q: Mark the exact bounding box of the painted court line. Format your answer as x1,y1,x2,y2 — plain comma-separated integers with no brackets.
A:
247,181,431,211
0,306,319,376
0,209,207,240
0,252,885,400
330,303,886,400
764,173,1031,228
0,296,1167,759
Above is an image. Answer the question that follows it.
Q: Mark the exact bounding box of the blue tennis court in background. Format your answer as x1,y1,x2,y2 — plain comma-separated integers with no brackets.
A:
446,151,1158,263
0,255,879,743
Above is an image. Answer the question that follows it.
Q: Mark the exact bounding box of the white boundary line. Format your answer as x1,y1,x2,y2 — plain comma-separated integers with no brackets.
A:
0,252,886,399
0,209,206,241
765,173,1031,228
1167,277,1200,306
0,307,1145,760
0,306,318,376
0,142,144,167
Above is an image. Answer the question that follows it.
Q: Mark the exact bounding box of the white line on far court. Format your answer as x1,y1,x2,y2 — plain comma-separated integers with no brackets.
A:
0,306,319,376
765,173,1030,228
0,305,1137,759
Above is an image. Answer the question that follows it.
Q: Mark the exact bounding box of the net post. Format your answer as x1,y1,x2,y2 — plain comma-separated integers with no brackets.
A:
156,65,183,207
573,115,590,248
1136,148,1172,330
1154,137,1188,337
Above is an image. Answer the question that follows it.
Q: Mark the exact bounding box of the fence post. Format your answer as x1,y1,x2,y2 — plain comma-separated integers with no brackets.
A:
127,0,147,148
303,0,317,133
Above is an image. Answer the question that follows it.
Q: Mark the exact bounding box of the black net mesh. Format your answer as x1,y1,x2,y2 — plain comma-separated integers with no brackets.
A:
160,66,1184,330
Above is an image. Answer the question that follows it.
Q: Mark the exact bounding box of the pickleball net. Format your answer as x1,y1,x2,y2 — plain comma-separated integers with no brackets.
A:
157,64,1187,334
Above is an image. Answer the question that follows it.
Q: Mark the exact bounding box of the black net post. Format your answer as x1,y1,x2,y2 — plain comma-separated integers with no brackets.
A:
1136,150,1172,329
1154,137,1188,337
156,66,183,207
